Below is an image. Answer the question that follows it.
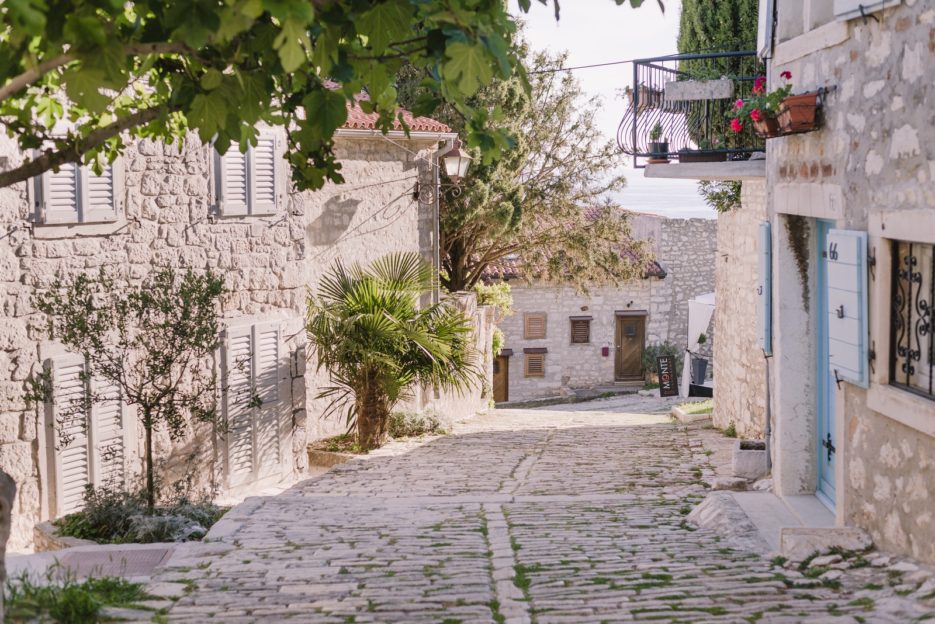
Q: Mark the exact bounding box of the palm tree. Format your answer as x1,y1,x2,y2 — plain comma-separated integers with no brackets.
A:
306,252,480,450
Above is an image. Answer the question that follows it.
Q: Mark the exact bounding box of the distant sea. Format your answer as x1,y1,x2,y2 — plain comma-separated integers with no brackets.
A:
612,166,717,220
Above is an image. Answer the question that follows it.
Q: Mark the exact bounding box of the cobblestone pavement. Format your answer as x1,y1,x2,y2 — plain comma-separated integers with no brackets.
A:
151,398,935,623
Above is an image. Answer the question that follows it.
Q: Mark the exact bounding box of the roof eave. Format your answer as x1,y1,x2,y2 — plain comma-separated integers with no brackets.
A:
335,128,458,141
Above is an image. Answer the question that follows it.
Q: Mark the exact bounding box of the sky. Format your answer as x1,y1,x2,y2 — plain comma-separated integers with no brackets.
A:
509,0,715,219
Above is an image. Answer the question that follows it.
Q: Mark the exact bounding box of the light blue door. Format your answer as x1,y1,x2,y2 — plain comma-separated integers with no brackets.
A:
816,220,836,508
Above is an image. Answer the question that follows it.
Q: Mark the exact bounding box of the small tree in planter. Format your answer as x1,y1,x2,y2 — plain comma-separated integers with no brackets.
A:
307,252,480,450
34,268,225,511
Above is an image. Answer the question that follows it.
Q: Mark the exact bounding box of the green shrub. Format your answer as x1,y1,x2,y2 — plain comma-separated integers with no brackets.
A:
388,411,447,438
4,571,153,623
724,422,737,438
642,341,684,376
54,486,226,544
491,327,504,356
473,282,513,317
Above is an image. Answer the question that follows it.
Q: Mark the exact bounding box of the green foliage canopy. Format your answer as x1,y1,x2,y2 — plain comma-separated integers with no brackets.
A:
0,0,658,191
401,46,650,292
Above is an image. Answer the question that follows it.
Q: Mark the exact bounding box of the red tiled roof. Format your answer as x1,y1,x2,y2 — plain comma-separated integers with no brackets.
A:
323,80,451,133
343,103,452,133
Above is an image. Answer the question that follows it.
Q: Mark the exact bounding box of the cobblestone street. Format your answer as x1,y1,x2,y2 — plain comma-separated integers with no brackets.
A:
152,398,935,623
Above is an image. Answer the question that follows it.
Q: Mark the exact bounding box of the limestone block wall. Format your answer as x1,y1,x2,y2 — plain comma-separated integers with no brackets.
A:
496,216,718,402
766,0,935,561
712,181,768,438
656,218,719,348
499,282,659,401
0,130,477,551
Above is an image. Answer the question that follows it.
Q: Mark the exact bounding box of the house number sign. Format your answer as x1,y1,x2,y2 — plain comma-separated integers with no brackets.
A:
657,355,679,397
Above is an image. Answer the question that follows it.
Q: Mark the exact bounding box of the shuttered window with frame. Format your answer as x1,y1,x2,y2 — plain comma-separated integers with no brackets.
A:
35,160,122,225
215,130,280,217
524,313,547,340
221,321,287,489
524,353,545,377
47,354,127,517
825,229,869,387
570,317,591,344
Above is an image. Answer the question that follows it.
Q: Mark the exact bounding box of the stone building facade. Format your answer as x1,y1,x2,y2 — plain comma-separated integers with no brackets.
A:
711,181,769,438
495,215,717,401
763,0,935,563
0,114,492,551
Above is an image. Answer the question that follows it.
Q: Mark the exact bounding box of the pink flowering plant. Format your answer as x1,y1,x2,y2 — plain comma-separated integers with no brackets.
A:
727,71,793,133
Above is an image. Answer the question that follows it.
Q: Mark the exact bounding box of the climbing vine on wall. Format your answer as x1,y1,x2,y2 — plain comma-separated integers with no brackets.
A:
784,215,811,312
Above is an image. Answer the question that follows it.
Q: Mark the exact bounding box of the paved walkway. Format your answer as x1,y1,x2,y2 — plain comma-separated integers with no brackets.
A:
151,399,935,623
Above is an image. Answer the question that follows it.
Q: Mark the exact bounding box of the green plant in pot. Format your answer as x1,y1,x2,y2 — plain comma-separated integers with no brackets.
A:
648,121,669,162
678,136,727,163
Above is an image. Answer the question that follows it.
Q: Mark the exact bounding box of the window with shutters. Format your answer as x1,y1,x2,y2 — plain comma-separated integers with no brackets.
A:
570,318,591,344
524,353,545,377
33,160,123,225
46,355,127,517
524,313,547,340
215,131,280,217
890,240,935,400
221,322,287,488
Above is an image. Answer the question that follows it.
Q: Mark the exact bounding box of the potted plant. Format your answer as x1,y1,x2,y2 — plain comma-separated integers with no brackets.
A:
727,73,792,139
678,137,728,163
647,121,669,163
779,90,820,133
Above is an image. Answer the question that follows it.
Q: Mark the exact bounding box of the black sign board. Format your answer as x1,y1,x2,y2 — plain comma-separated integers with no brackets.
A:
657,355,679,397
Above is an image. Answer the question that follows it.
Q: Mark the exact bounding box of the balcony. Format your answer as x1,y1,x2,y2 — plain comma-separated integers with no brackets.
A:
617,51,767,177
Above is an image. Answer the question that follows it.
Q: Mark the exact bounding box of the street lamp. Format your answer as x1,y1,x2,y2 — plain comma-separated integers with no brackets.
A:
439,139,472,182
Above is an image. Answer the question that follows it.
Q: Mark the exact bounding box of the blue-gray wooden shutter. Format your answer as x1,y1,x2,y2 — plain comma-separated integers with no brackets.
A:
757,221,772,355
825,229,869,387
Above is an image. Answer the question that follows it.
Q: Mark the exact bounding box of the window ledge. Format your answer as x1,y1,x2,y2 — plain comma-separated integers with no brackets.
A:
32,219,130,239
867,384,935,440
773,20,849,67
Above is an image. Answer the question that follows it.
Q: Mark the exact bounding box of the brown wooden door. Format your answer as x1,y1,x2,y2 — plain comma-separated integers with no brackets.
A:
615,315,646,380
493,355,509,402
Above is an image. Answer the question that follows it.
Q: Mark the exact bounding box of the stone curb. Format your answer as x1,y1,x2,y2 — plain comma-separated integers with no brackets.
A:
671,405,713,423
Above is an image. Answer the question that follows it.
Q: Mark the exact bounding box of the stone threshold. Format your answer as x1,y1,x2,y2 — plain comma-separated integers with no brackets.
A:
729,492,871,560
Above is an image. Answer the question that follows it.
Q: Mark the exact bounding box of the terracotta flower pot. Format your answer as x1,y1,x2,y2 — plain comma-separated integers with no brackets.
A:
779,92,819,133
752,116,781,138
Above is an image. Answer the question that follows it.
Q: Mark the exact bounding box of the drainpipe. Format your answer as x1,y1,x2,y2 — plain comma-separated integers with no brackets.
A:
764,351,773,472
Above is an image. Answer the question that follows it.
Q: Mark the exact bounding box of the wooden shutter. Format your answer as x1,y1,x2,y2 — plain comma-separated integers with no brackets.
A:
39,163,80,224
81,161,121,223
49,355,90,515
524,313,547,339
250,132,279,215
570,319,590,344
216,148,249,216
757,221,773,355
524,353,545,377
89,375,126,489
825,229,869,387
834,0,900,21
252,322,282,478
223,326,254,484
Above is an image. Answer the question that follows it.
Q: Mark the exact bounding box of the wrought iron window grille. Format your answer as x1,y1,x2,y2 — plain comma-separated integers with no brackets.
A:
890,240,935,399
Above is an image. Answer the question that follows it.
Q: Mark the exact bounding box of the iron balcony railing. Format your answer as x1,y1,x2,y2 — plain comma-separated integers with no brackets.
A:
617,51,766,168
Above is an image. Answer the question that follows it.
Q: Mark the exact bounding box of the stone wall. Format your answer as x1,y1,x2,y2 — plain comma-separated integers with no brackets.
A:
497,216,717,401
712,181,769,438
767,0,935,561
0,130,469,551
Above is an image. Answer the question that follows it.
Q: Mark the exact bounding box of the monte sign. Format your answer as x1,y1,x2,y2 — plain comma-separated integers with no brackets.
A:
657,355,679,397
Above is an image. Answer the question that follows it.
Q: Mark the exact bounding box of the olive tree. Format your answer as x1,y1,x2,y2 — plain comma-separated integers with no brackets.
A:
34,268,225,510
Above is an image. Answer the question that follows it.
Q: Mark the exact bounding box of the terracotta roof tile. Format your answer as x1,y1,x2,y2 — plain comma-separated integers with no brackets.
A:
324,80,451,133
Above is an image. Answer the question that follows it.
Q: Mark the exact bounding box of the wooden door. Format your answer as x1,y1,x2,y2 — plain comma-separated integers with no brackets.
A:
615,315,646,380
493,355,509,402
